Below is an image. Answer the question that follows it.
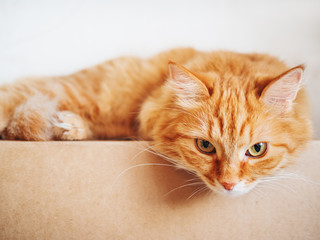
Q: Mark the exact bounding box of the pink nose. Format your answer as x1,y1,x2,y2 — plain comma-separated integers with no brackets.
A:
221,182,236,191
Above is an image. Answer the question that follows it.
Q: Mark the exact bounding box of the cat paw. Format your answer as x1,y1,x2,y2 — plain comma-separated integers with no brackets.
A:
53,111,88,140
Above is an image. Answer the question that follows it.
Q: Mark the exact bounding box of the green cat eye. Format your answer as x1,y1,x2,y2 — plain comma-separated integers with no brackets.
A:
195,139,216,154
246,142,268,158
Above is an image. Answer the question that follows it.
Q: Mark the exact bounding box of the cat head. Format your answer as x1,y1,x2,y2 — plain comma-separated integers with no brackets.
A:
140,59,311,196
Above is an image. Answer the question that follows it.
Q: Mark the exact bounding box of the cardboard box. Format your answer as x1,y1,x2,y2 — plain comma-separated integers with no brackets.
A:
0,141,319,239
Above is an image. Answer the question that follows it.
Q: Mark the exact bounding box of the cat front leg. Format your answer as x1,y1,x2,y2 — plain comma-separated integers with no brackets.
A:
1,95,91,141
1,95,58,140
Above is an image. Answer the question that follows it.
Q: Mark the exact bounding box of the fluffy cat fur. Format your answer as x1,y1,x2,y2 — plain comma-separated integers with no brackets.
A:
0,48,312,195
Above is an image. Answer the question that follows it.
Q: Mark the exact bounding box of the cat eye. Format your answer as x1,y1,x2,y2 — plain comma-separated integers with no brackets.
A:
246,142,268,158
195,139,216,154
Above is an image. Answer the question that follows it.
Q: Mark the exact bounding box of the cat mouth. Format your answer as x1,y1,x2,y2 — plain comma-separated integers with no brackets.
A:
215,182,256,196
201,176,257,196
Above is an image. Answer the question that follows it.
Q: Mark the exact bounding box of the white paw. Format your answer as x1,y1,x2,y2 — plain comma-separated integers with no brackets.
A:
53,111,88,140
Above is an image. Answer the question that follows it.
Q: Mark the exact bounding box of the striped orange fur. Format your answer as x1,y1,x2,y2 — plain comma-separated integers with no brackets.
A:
0,48,312,195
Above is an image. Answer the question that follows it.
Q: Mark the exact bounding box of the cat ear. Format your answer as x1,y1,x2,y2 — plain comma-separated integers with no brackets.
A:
168,61,210,108
261,66,304,114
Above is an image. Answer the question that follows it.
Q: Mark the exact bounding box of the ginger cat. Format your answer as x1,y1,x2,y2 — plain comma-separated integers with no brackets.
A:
0,48,312,195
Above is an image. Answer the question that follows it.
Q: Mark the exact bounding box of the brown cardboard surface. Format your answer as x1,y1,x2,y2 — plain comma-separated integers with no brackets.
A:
0,141,319,240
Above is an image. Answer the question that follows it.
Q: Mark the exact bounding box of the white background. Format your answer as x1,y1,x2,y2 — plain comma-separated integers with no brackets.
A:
0,0,319,138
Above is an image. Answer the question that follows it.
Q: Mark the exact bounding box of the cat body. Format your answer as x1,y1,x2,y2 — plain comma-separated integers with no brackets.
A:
0,48,198,140
0,48,312,195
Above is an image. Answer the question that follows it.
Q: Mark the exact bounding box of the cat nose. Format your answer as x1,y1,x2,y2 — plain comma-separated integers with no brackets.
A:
221,182,236,191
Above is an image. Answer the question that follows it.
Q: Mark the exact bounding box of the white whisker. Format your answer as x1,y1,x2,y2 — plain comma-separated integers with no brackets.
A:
256,183,283,193
251,187,266,200
186,177,201,182
114,163,176,184
128,144,158,163
162,181,204,198
258,179,298,196
187,186,208,200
